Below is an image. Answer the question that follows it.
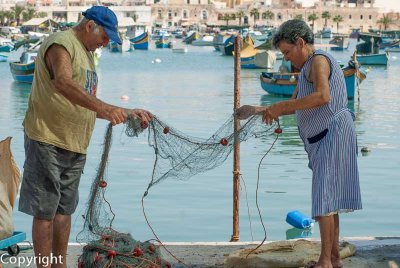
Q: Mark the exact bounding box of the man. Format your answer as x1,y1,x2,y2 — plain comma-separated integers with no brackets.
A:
18,6,153,267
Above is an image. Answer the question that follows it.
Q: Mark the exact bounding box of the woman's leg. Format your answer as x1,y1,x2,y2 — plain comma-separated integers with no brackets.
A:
331,214,343,268
315,215,334,268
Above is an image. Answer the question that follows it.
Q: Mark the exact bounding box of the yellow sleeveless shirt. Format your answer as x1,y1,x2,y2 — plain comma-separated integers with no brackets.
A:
23,29,97,154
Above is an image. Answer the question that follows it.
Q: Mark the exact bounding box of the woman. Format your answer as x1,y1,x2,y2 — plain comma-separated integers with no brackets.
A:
236,20,362,268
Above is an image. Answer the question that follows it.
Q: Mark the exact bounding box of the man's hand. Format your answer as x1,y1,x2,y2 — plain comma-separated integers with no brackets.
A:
98,105,128,125
127,109,153,129
235,105,257,120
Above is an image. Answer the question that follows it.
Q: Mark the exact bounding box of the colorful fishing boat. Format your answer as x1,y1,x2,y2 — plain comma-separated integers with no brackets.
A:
355,33,388,65
0,53,8,62
172,47,188,53
130,32,149,50
379,38,400,49
183,31,199,44
155,36,170,48
109,40,120,52
240,36,276,69
109,37,131,53
329,36,350,51
356,52,388,65
0,37,14,52
260,62,366,99
213,34,224,51
315,27,332,39
386,47,400,52
220,35,235,56
192,35,214,46
9,51,37,83
0,43,13,53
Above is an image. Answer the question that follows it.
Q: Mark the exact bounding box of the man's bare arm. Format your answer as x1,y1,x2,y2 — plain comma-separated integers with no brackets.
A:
45,44,129,125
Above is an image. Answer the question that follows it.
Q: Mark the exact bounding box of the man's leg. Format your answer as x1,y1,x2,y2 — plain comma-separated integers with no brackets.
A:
52,214,71,268
331,214,343,268
33,218,53,268
315,215,334,268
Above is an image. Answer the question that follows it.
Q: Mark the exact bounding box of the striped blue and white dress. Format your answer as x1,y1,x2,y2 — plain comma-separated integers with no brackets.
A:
296,49,362,218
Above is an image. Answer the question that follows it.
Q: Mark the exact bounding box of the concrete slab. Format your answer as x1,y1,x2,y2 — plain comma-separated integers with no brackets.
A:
0,237,399,267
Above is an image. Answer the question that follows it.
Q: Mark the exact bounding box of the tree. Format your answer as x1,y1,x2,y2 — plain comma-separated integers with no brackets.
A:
261,10,274,25
37,12,48,18
10,5,24,25
321,11,331,27
22,7,36,22
307,13,318,33
4,10,14,25
294,14,303,21
377,14,393,30
0,11,5,26
236,10,245,26
230,13,236,24
130,11,137,22
222,13,231,26
250,8,259,28
333,14,343,34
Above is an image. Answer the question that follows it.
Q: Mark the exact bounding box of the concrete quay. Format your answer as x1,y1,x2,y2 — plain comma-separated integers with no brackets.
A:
1,237,399,267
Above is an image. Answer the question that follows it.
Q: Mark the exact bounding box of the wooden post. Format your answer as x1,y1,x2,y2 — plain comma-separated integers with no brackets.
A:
231,35,242,242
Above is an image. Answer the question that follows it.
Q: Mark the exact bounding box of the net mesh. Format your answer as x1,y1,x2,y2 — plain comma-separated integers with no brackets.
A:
77,115,279,267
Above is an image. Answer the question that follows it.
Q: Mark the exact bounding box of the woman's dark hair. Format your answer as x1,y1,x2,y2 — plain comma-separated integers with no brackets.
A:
273,19,314,48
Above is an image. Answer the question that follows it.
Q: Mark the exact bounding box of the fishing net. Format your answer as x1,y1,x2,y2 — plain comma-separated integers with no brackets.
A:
77,115,279,267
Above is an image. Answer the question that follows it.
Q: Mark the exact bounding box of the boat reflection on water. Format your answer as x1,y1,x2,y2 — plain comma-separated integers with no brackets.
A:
261,93,356,111
259,94,303,148
259,94,357,148
10,82,31,121
260,93,288,106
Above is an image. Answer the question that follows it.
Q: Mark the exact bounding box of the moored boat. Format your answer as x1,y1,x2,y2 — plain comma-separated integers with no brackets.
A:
213,34,224,51
240,36,276,69
191,35,214,46
220,35,235,56
386,47,400,52
155,36,171,48
9,51,37,83
0,53,8,62
172,47,188,53
329,36,350,51
260,62,366,99
109,38,131,53
183,31,200,44
355,33,388,65
356,52,388,65
130,32,149,50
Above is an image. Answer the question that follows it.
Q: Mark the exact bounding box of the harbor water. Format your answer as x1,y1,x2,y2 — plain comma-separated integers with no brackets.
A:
0,39,399,243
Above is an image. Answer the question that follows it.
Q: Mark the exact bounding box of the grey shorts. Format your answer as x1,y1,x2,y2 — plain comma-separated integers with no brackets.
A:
18,135,86,220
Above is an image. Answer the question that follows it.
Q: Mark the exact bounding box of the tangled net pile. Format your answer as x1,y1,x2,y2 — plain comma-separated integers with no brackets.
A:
77,115,279,267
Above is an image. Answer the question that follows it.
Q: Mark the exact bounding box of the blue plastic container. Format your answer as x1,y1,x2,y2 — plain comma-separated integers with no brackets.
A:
286,210,313,229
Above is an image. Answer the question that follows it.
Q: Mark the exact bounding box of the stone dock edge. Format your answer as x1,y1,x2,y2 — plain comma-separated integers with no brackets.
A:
1,236,399,267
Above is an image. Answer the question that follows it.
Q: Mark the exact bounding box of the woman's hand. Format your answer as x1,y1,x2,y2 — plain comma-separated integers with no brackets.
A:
262,104,282,125
235,105,257,120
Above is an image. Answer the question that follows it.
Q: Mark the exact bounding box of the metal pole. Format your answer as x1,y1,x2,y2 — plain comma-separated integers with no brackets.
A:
231,35,242,242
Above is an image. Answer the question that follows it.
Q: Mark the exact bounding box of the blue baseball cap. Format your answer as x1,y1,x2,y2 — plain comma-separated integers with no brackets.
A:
82,6,122,45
